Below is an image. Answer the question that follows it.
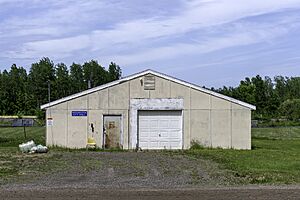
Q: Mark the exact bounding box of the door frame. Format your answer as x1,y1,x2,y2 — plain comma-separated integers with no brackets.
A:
102,114,123,149
130,98,184,150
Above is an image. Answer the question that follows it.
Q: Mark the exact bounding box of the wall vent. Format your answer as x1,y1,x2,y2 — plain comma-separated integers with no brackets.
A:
144,75,155,90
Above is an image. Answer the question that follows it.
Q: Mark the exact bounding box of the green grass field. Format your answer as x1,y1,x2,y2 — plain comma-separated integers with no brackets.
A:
252,126,300,140
0,126,299,184
0,127,50,180
0,127,45,147
187,127,300,184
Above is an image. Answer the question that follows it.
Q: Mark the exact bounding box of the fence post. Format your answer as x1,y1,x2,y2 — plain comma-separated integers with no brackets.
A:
22,119,27,139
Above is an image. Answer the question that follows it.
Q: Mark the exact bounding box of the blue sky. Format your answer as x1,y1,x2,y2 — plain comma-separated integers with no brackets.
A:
0,0,300,87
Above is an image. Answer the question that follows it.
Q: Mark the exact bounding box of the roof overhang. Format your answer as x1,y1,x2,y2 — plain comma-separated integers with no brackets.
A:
41,69,256,110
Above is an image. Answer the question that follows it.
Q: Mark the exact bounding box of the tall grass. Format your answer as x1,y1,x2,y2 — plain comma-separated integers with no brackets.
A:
186,127,300,184
0,127,45,147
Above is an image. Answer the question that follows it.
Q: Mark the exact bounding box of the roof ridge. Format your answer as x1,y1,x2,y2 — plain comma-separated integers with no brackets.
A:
41,69,256,110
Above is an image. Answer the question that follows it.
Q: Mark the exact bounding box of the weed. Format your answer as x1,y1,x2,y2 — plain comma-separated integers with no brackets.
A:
190,140,205,150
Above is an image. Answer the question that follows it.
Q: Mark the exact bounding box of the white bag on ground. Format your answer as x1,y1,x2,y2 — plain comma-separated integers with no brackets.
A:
19,140,36,153
19,141,48,153
36,144,48,153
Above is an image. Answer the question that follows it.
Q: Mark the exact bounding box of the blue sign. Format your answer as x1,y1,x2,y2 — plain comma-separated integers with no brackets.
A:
72,111,87,116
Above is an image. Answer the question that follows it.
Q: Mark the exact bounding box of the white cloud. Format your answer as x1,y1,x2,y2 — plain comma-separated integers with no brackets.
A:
104,20,294,66
1,0,300,64
5,35,91,59
0,0,116,37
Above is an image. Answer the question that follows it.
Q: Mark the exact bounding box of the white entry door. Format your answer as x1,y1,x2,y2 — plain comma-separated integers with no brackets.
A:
138,110,182,149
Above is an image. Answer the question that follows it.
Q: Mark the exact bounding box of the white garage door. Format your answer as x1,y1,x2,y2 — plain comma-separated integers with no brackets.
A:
138,110,182,149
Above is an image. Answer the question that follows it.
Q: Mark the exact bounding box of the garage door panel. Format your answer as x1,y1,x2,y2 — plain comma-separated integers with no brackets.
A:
150,141,159,148
150,131,158,137
138,110,182,150
150,120,159,128
170,141,181,149
159,120,169,128
169,132,180,138
159,141,169,148
170,120,180,128
139,121,148,128
139,141,148,148
139,129,149,137
160,131,169,138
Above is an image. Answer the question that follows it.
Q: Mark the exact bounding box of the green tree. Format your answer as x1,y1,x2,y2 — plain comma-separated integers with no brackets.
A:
82,60,107,89
9,64,28,114
0,65,29,115
0,58,123,116
264,76,280,117
279,99,300,120
55,63,70,99
286,77,300,99
28,57,55,108
69,63,85,94
0,70,10,115
235,77,255,105
274,76,288,102
251,75,271,116
216,86,235,98
108,62,122,81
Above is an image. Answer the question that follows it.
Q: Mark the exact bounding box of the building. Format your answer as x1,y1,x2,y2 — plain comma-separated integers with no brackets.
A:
41,70,256,150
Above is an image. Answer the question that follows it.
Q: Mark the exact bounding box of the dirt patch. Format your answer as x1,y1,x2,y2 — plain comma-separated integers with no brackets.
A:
0,151,241,190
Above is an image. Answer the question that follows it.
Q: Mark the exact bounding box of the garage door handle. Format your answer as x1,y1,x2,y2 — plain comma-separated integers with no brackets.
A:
159,134,161,137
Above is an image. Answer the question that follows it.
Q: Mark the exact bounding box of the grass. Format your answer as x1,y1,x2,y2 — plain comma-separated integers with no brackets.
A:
0,126,57,181
0,146,67,181
0,126,299,185
252,126,300,140
0,127,46,147
0,126,119,182
257,120,300,127
187,127,300,184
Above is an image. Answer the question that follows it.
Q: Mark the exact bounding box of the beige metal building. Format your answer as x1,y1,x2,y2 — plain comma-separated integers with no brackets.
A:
41,70,256,150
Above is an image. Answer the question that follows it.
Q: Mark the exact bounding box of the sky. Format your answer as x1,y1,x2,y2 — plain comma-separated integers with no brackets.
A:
0,0,300,88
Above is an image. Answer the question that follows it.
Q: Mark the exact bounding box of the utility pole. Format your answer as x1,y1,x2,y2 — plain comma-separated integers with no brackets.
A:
47,79,53,145
47,80,51,103
88,80,91,89
88,72,93,89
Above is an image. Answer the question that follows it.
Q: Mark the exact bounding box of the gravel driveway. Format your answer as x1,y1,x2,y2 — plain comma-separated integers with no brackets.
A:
2,187,300,200
1,151,300,199
0,151,239,190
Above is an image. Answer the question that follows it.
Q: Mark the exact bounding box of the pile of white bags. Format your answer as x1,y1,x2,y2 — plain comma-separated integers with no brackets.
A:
19,140,35,153
19,140,48,153
30,144,48,153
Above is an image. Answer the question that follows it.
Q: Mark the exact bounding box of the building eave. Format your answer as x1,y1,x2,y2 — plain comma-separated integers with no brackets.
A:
41,69,256,110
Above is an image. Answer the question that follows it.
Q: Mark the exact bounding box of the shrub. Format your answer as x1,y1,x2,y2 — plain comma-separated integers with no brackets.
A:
279,99,300,120
190,140,205,150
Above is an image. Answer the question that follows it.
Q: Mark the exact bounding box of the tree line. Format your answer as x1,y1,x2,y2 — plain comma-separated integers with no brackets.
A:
213,75,300,120
0,58,299,120
0,57,121,117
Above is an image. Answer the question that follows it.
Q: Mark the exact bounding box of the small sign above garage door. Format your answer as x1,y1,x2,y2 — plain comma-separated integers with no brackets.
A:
138,110,182,150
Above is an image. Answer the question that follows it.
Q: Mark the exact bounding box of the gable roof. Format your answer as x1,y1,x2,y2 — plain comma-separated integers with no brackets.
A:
41,69,256,110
